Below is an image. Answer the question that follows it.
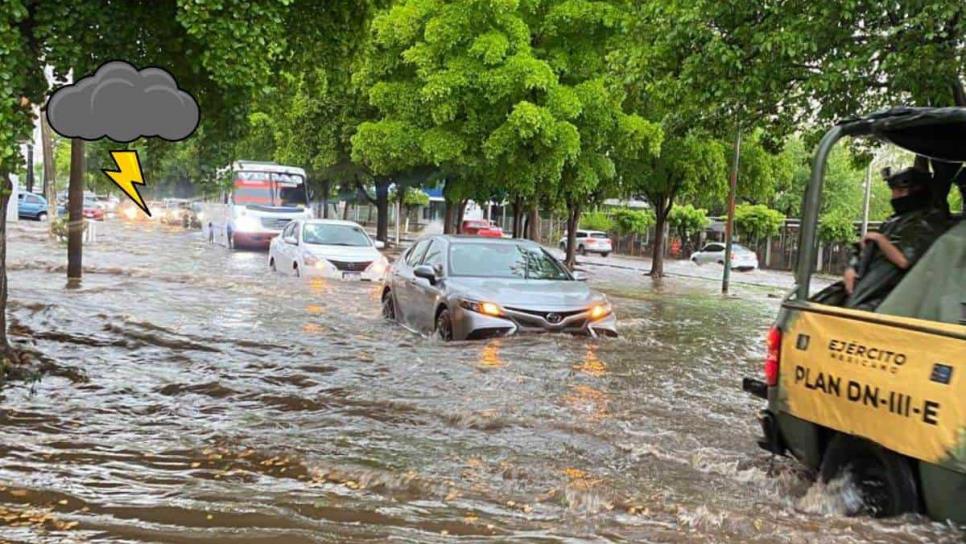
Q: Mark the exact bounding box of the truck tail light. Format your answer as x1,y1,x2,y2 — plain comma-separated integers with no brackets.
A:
764,326,781,386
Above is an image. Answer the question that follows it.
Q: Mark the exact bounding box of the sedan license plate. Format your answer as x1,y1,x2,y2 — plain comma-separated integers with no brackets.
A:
342,272,361,281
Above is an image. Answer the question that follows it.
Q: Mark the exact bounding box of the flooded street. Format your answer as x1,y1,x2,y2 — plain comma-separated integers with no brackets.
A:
0,220,960,543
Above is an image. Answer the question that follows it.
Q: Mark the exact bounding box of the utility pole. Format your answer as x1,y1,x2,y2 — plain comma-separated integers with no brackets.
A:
67,139,86,281
25,143,34,194
722,127,741,295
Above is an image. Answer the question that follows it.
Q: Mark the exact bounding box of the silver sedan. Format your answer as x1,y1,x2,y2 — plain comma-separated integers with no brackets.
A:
381,235,618,341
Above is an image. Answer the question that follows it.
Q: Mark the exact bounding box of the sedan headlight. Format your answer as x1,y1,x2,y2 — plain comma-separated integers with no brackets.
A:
588,301,612,321
460,300,503,317
303,255,333,270
366,256,389,275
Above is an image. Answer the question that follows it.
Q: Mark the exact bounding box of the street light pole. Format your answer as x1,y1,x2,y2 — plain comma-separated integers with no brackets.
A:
722,127,741,295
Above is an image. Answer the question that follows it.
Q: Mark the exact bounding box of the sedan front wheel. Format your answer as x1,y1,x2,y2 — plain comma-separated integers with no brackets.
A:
381,291,396,321
436,308,454,341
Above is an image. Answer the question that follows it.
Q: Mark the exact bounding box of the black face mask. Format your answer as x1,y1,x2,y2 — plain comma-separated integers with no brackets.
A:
890,190,931,214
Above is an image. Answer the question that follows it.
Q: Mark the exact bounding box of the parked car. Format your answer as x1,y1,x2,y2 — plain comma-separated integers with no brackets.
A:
461,219,504,238
382,235,617,341
57,197,105,221
17,192,49,221
690,242,759,271
558,230,613,257
269,219,388,281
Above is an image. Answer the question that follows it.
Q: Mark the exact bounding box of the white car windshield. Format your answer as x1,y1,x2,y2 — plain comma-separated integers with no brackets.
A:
449,243,570,280
302,224,371,247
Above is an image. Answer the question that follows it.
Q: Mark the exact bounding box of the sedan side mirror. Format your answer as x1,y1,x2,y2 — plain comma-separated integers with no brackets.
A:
573,271,588,282
374,240,385,249
413,264,437,285
284,235,298,245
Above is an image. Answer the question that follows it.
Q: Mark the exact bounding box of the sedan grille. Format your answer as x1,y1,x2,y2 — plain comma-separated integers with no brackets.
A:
328,260,372,272
505,307,584,324
260,217,291,230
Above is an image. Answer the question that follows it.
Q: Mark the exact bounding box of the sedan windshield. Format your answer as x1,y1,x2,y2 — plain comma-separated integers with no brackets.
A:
450,243,570,280
302,224,371,247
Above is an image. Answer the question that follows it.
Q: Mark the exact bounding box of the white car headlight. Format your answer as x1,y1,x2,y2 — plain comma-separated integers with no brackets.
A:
366,256,389,275
304,255,333,270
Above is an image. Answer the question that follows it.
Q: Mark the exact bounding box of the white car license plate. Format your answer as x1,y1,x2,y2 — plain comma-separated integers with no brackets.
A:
343,272,361,281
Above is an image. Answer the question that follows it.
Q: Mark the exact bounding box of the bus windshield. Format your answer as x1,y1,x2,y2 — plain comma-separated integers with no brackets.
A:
233,171,307,207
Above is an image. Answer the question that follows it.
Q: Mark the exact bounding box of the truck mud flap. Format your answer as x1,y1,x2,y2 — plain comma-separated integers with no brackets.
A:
742,377,767,399
756,410,786,455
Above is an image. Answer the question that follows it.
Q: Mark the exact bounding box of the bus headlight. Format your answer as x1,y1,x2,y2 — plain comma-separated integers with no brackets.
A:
235,215,261,231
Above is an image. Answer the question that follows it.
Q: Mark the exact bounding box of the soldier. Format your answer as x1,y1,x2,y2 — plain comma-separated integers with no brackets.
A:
843,167,947,311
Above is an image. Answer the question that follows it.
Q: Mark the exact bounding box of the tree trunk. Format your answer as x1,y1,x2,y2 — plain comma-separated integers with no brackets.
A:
650,198,669,277
455,199,467,234
375,180,390,242
342,201,351,220
529,206,542,242
67,139,85,280
321,180,330,219
0,171,12,350
41,115,57,220
510,200,518,238
565,202,580,270
443,199,454,234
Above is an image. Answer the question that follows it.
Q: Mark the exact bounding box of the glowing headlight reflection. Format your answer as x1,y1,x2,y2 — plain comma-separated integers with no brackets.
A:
589,302,612,321
460,300,503,317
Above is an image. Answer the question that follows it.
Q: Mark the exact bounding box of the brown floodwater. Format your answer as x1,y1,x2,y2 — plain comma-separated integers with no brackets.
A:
0,220,960,543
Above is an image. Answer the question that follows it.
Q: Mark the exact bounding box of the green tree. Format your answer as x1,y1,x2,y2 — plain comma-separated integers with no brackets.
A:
668,203,710,254
0,1,48,354
579,211,614,232
610,207,655,236
618,130,727,277
818,211,857,245
734,203,785,246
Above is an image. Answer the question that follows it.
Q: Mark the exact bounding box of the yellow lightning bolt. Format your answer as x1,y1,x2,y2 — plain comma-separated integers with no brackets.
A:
104,150,151,217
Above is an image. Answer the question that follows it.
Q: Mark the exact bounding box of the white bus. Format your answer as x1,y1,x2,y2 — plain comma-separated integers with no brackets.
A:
202,161,313,249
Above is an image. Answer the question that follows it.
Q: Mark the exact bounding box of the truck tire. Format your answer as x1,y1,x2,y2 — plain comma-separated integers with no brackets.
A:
819,433,920,518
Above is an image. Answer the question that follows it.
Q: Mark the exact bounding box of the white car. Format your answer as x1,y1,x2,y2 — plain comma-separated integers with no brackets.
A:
691,242,759,271
558,230,613,257
269,219,389,281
